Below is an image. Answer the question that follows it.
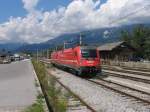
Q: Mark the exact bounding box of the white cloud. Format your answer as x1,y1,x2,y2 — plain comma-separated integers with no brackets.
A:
0,0,150,43
22,0,39,12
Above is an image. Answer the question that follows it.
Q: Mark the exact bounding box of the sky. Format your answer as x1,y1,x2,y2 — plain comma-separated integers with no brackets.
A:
0,0,150,44
0,0,72,23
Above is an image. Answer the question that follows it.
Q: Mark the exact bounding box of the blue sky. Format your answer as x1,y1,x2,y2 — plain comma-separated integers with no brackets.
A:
0,0,26,23
0,0,69,23
0,0,107,23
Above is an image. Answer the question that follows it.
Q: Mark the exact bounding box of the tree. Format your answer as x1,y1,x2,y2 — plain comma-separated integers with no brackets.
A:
144,36,150,60
121,30,130,43
121,25,150,60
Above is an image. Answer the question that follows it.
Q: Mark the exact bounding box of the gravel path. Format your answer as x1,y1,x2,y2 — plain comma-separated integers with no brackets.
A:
48,68,150,112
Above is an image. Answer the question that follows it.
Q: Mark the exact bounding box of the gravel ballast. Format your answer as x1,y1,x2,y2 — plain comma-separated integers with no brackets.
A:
48,68,150,112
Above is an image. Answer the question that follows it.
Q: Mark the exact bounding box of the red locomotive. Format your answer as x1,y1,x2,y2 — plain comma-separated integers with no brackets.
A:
51,46,101,76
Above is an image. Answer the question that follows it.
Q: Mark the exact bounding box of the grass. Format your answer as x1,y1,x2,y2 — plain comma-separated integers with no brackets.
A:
47,76,67,112
23,95,44,112
32,59,68,112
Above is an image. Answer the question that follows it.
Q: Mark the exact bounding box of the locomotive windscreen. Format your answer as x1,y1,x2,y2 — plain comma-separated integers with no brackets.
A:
81,49,97,58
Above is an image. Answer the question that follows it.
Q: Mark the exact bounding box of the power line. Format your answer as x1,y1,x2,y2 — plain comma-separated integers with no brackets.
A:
109,4,150,25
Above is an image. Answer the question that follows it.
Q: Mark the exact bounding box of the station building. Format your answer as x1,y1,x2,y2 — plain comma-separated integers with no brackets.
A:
97,41,135,62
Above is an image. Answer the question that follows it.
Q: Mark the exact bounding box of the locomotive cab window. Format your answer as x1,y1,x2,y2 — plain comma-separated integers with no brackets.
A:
81,49,97,58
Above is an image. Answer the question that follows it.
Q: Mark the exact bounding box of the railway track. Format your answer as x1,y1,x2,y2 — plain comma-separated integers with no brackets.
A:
102,71,150,84
47,70,97,112
102,66,150,77
50,66,150,107
102,65,150,73
40,60,96,112
53,68,150,106
88,78,150,105
121,66,150,72
42,60,150,109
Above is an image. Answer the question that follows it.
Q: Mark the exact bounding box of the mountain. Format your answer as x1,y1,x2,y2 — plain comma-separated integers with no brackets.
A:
10,24,150,52
0,43,26,52
15,43,53,52
15,27,124,52
41,25,134,48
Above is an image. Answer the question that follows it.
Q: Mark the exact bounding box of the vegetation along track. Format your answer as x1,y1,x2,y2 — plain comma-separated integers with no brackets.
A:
88,78,150,105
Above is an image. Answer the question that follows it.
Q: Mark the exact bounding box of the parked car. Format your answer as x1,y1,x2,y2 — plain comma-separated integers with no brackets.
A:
2,58,11,64
14,54,20,61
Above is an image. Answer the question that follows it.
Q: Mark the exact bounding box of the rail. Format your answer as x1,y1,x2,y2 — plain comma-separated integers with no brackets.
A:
103,71,150,84
88,78,150,105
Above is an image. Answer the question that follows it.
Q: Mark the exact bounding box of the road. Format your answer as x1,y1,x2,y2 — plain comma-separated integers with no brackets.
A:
0,59,38,111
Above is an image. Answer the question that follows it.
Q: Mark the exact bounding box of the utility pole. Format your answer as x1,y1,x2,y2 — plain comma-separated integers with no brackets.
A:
42,50,44,58
36,49,38,62
79,33,82,45
64,41,66,49
47,50,49,59
55,46,58,51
